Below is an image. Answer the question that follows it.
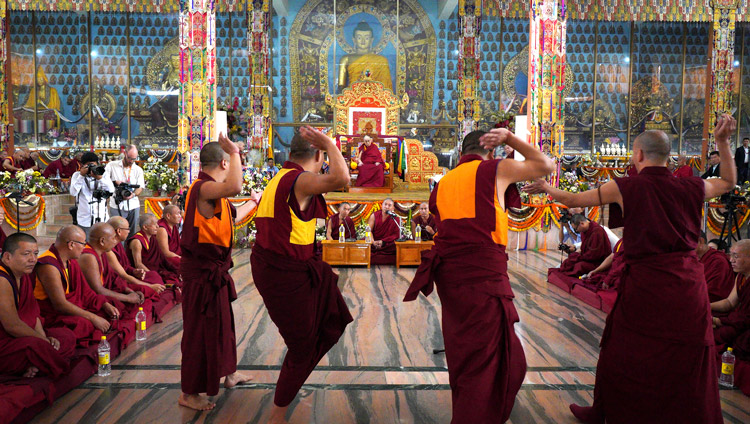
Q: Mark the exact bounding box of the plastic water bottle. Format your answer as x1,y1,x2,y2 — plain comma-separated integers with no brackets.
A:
720,347,736,387
98,336,111,377
135,307,147,341
339,224,346,243
55,169,60,180
415,225,422,242
365,225,372,243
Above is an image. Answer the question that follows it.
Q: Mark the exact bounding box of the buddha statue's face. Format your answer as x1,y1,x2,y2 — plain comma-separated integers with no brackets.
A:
170,55,180,70
353,30,374,53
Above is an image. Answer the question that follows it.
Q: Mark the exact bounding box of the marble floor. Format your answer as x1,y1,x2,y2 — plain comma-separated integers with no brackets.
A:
30,249,750,423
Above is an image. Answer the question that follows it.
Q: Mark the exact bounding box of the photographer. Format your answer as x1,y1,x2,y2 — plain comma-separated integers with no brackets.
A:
104,145,144,236
558,207,584,246
70,152,115,237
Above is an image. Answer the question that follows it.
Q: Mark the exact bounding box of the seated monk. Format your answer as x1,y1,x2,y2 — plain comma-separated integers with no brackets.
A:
42,151,79,179
355,135,385,187
2,149,25,177
0,233,75,379
697,231,735,302
326,202,355,240
80,223,149,345
34,225,120,347
156,205,182,270
557,214,612,277
712,240,750,348
579,239,625,291
368,198,401,265
411,202,436,241
128,214,180,286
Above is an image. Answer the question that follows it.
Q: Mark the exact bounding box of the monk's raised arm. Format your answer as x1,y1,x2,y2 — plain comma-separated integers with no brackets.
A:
198,133,244,201
480,129,555,186
704,114,737,200
524,179,623,212
294,126,350,201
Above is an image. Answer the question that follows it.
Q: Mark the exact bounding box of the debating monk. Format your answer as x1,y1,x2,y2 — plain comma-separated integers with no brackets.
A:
252,126,353,424
34,225,121,347
711,240,750,349
178,135,259,411
524,115,737,423
696,231,735,302
156,205,182,269
557,214,611,277
404,128,555,423
128,214,181,286
368,198,401,265
354,135,385,187
0,233,74,379
326,202,355,241
411,202,436,241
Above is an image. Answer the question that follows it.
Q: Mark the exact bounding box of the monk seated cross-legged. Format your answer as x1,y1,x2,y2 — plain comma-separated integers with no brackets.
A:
368,198,401,265
578,239,625,293
711,240,750,352
34,225,121,348
525,115,738,423
128,214,181,287
0,233,75,379
354,135,385,187
411,202,436,241
80,223,150,346
548,214,612,292
326,202,355,241
695,231,735,302
156,205,182,270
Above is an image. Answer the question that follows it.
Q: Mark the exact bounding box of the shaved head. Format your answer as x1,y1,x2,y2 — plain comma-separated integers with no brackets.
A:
89,222,115,242
163,205,180,216
633,130,670,163
200,142,229,169
57,225,85,244
572,214,589,226
734,240,750,254
140,214,158,229
2,233,37,255
107,216,128,229
290,133,316,160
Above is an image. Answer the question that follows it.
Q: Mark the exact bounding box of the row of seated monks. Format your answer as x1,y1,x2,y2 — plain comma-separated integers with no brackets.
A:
0,206,184,382
324,199,436,265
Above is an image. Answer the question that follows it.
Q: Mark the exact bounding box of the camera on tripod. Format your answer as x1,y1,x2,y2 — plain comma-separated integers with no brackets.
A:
557,243,573,254
720,191,747,208
92,189,112,201
114,183,140,204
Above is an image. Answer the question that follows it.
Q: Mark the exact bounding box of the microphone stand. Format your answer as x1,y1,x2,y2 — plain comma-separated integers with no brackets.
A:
389,213,408,242
6,190,34,234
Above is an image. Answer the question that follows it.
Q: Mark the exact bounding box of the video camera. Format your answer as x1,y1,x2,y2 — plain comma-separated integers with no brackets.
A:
114,183,140,204
557,243,573,254
175,191,187,211
559,208,572,224
92,189,112,201
720,189,747,209
84,164,106,176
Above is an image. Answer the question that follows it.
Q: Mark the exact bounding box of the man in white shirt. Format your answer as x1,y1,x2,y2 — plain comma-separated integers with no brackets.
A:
70,152,115,236
104,145,145,237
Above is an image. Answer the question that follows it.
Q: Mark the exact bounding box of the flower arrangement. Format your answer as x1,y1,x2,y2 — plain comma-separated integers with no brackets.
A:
355,220,369,240
315,224,327,242
494,111,516,132
234,221,256,249
558,171,589,194
143,156,179,194
218,97,249,142
242,168,270,195
0,169,56,196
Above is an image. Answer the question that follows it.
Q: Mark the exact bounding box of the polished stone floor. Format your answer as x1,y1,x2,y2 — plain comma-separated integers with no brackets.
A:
31,249,750,423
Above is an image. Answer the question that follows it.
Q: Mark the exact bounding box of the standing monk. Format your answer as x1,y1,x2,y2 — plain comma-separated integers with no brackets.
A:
0,233,74,378
696,231,735,302
411,202,436,241
156,205,182,269
525,116,737,423
368,198,401,265
404,129,555,423
252,127,352,424
354,135,385,187
326,202,355,240
178,135,259,410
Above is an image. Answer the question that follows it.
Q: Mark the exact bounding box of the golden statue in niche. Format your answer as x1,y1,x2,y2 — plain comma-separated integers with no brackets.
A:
337,21,393,92
11,60,62,134
132,38,180,137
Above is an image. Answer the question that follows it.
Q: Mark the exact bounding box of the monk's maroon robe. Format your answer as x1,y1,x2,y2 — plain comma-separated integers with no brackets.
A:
0,226,6,253
180,172,239,396
579,240,625,292
128,232,180,286
404,154,526,423
252,162,352,407
329,213,355,240
700,248,735,302
355,143,385,187
714,274,750,347
412,214,436,241
371,210,400,265
579,167,722,424
158,218,182,270
42,158,79,179
674,165,693,178
110,243,174,320
0,264,73,378
559,221,611,277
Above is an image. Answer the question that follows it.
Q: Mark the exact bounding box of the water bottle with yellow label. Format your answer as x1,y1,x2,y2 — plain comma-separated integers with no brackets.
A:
98,336,111,377
135,307,147,341
720,347,735,387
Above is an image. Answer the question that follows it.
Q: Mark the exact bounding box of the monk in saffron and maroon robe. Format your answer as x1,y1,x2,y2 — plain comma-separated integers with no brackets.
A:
368,200,400,265
252,128,353,422
697,233,735,302
0,234,74,379
156,205,182,270
178,138,257,411
327,203,355,240
128,215,181,287
405,129,554,423
355,136,385,187
412,202,437,241
526,122,737,423
111,241,165,297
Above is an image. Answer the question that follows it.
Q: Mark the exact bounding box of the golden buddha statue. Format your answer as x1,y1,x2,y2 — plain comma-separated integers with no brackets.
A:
23,66,61,130
337,21,393,92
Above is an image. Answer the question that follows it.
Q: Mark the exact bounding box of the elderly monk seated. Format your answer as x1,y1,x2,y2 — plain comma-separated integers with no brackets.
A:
411,202,436,241
34,225,121,347
128,214,181,286
712,240,750,349
327,202,355,240
354,135,385,187
578,239,626,292
557,214,612,277
0,233,75,379
368,198,401,265
156,205,182,269
81,223,149,345
42,151,79,179
2,149,26,177
697,231,735,302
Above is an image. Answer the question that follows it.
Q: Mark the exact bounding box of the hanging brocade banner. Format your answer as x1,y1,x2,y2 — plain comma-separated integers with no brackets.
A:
456,0,482,141
0,0,8,153
529,0,566,160
178,0,216,155
248,0,271,158
707,0,739,153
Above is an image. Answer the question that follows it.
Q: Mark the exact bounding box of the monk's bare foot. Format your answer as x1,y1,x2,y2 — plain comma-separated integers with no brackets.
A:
224,372,253,388
23,366,39,378
178,393,215,411
569,404,604,424
266,405,289,424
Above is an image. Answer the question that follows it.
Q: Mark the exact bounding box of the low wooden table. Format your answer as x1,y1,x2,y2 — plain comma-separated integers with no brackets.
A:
395,241,434,268
321,240,371,268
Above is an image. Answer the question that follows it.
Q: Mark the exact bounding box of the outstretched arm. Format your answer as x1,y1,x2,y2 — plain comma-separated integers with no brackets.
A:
525,179,624,211
705,114,737,200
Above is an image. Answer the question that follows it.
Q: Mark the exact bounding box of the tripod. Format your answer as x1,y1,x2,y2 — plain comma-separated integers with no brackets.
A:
718,202,742,249
6,191,34,234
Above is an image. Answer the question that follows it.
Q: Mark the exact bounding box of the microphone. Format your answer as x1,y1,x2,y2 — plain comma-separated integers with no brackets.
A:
386,210,397,217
